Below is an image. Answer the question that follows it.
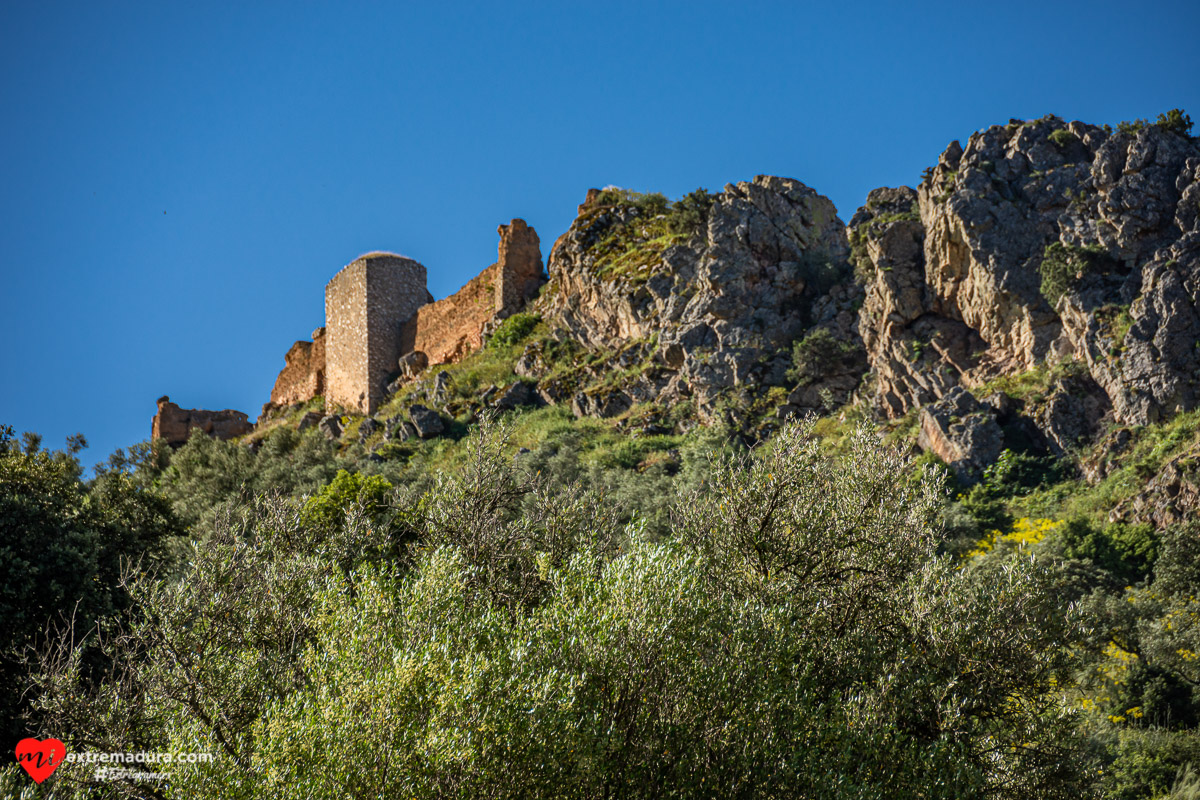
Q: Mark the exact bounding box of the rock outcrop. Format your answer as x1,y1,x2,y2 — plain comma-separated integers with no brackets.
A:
151,396,253,448
851,115,1200,444
535,177,862,423
916,387,1004,485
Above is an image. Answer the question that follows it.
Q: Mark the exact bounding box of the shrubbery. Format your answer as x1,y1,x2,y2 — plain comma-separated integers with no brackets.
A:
1039,241,1120,305
488,312,541,349
19,420,1101,799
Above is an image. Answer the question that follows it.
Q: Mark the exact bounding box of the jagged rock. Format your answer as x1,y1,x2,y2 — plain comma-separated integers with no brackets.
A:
852,116,1200,438
1036,375,1110,455
514,341,547,378
1081,427,1133,484
408,404,444,438
540,176,857,414
1060,234,1200,425
399,351,429,379
358,418,381,441
297,411,323,431
1111,443,1200,528
494,381,540,411
982,391,1015,417
431,371,453,405
386,419,418,442
917,387,1004,486
317,415,343,441
571,388,632,419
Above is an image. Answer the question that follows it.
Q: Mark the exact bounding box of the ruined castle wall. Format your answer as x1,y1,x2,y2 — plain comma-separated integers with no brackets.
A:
412,264,499,366
407,220,544,368
269,327,326,407
152,396,253,447
495,219,544,315
326,254,428,414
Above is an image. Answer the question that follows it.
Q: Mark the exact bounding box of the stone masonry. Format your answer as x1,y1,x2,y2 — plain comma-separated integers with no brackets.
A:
151,396,253,447
269,326,326,407
408,219,544,366
494,219,543,315
260,220,544,419
325,253,429,415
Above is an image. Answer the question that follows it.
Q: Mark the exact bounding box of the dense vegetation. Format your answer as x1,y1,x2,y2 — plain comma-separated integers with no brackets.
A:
4,377,1200,798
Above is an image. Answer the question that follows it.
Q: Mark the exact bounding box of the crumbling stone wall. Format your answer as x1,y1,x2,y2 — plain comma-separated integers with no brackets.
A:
151,396,253,447
325,253,429,414
269,326,326,407
411,264,500,365
409,219,544,368
495,218,543,315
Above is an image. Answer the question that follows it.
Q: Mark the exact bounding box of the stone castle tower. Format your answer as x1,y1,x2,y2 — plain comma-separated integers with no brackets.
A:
324,253,431,414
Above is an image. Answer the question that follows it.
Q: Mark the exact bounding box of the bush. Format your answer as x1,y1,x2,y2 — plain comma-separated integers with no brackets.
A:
666,187,714,236
488,312,541,349
1157,109,1194,136
1057,517,1159,586
1049,128,1079,148
29,419,1095,798
788,327,857,384
0,426,182,749
1039,241,1119,305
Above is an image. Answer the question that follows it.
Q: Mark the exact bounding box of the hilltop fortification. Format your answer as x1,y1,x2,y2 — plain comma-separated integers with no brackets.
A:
260,218,543,417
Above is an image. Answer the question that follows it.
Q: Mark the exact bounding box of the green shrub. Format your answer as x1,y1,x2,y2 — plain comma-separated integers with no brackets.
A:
1157,109,1194,136
488,312,541,349
666,187,714,236
1039,241,1119,305
789,327,857,384
1049,128,1079,147
1057,517,1159,585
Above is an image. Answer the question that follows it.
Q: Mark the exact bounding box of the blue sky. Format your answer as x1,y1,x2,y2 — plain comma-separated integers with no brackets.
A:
3,0,1198,470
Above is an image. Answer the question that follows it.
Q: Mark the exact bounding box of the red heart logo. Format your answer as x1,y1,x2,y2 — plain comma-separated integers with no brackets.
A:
15,738,66,783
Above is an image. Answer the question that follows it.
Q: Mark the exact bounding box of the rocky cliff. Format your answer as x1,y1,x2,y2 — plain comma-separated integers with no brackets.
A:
849,113,1199,479
520,177,864,427
169,111,1200,504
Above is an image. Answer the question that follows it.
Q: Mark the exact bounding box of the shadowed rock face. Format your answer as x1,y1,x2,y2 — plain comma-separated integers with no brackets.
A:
851,116,1200,429
151,396,253,448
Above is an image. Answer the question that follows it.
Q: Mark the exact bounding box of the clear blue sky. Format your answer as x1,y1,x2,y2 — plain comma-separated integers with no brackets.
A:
3,0,1198,471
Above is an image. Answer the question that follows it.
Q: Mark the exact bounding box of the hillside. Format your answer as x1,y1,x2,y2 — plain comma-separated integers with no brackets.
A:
5,110,1200,799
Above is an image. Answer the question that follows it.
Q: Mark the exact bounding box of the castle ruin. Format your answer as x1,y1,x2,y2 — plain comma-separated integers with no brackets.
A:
265,218,542,416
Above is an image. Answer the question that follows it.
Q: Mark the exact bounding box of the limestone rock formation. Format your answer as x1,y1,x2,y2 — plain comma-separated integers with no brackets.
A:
916,387,1004,486
536,177,861,423
852,115,1200,439
151,396,253,448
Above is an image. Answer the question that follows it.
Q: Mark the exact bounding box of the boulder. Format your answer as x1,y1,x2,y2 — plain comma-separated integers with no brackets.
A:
917,387,1004,486
1036,376,1110,455
408,405,444,439
398,351,429,379
297,410,323,431
358,418,381,441
494,381,540,411
317,415,343,441
571,388,632,419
